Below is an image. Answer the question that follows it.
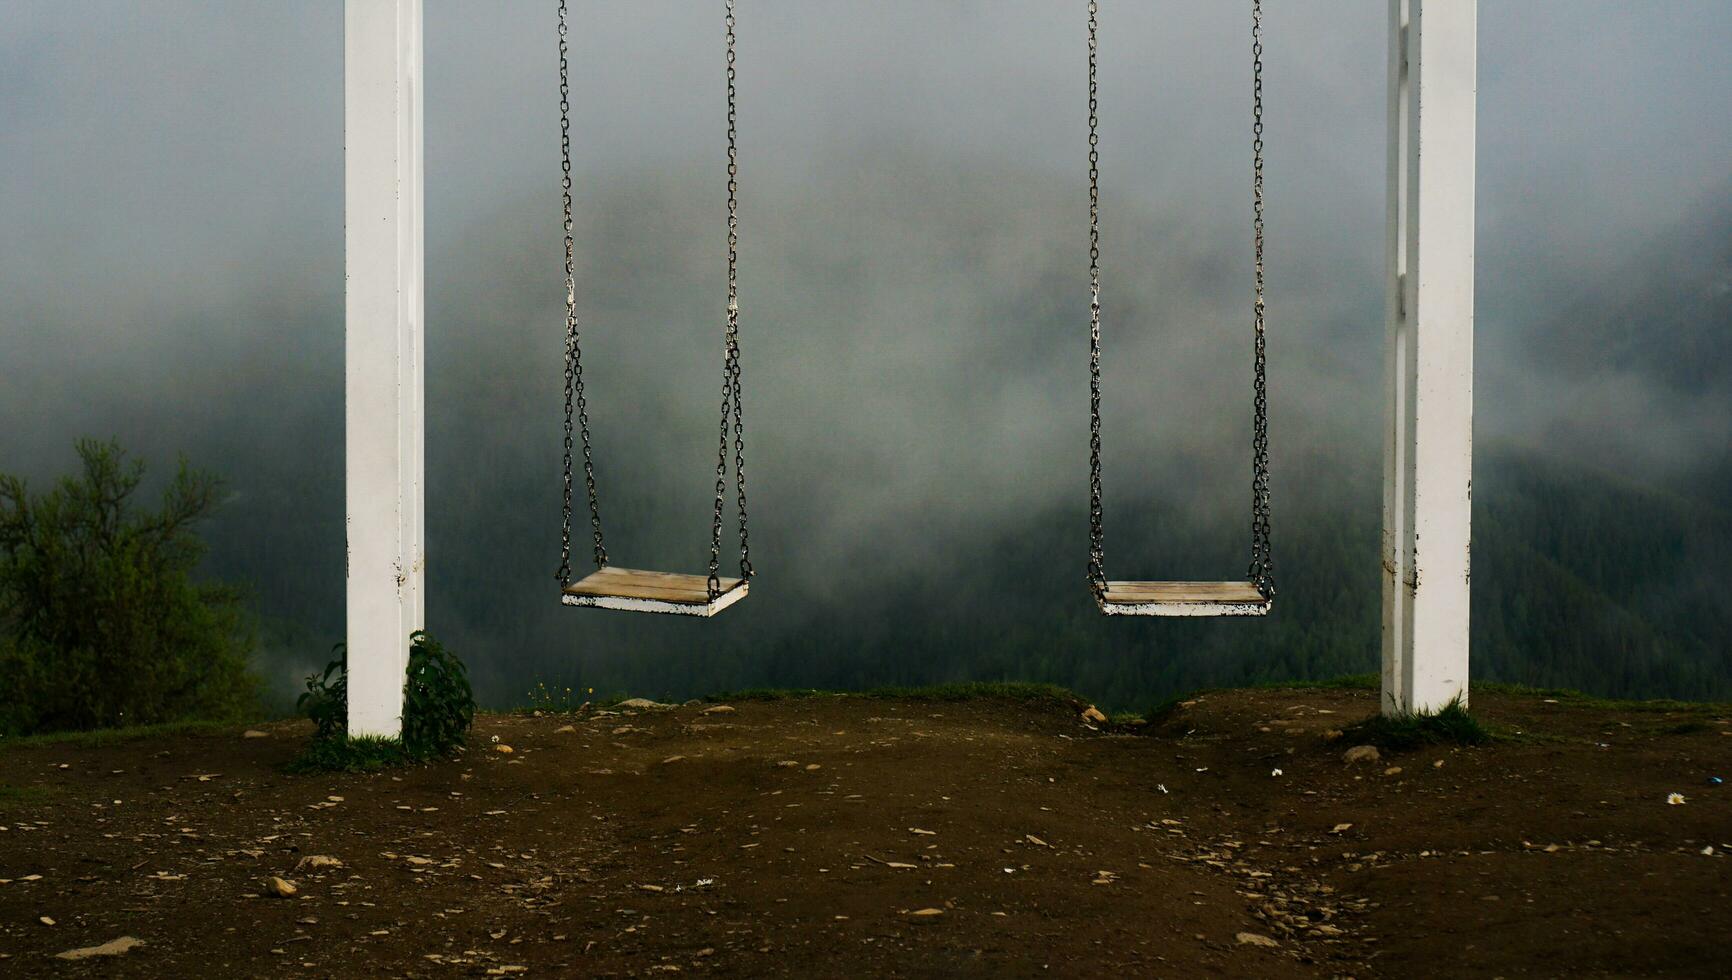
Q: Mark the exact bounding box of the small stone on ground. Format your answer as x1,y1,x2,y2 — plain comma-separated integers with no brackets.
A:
56,936,144,960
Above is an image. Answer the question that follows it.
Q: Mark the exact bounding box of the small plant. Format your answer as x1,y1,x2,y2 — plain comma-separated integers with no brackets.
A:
524,680,592,714
291,630,474,771
288,735,408,774
1342,697,1489,751
297,644,349,742
401,631,475,760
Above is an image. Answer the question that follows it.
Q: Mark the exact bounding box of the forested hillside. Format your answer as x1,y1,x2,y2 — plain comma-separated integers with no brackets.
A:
8,162,1724,715
190,173,1732,714
216,441,1732,714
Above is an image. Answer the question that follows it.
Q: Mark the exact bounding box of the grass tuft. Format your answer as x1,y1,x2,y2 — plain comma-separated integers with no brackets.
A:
1342,698,1489,751
705,682,1080,707
0,720,234,752
863,682,1078,704
1143,694,1190,727
705,688,831,703
284,735,413,774
1659,720,1711,736
1475,681,1726,714
0,783,60,808
1249,674,1379,692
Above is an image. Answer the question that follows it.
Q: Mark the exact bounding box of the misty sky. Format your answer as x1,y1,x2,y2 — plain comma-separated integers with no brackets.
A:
2,3,1730,701
4,2,1729,459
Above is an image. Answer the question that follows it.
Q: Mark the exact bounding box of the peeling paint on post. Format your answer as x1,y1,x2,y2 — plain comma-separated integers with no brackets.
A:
345,0,425,738
1382,0,1475,716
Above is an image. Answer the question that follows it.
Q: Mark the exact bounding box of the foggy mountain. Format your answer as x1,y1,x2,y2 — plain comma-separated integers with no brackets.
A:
3,3,1729,714
1546,185,1732,396
1502,180,1732,474
7,156,1725,712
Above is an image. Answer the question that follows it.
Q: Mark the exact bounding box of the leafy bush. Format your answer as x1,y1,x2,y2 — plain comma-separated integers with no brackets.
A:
296,630,474,766
0,439,256,735
297,646,348,742
401,631,475,759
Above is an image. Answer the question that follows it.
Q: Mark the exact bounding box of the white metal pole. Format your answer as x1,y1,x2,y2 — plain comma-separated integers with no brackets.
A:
1382,0,1476,716
344,0,425,738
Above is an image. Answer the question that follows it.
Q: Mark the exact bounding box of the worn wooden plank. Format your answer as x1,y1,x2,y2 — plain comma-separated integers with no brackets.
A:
1098,580,1270,618
563,567,743,605
1103,581,1267,604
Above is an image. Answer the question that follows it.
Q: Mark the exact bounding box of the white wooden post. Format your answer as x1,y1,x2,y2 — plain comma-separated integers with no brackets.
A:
1382,0,1476,716
345,0,425,739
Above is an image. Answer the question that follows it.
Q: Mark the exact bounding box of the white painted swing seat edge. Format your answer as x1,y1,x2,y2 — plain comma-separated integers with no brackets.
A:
561,586,748,617
1098,581,1271,618
1099,597,1271,618
561,566,748,618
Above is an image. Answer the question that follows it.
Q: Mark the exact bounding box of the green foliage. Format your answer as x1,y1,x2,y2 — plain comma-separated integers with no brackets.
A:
0,439,256,735
523,680,592,714
285,735,408,774
0,783,60,808
1659,720,1711,736
292,630,474,771
862,681,1078,704
1342,698,1489,751
1471,681,1719,714
402,631,475,760
705,688,833,703
704,682,1080,706
1143,694,1189,728
451,448,1732,713
1254,674,1379,692
0,719,229,751
297,646,348,742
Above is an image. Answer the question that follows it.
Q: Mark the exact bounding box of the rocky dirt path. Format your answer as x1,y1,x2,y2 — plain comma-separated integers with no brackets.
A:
1,687,1728,977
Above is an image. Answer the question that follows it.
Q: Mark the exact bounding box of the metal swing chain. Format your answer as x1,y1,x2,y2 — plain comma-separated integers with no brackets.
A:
708,0,751,599
1085,0,1107,599
726,0,752,587
556,0,607,588
1247,0,1275,598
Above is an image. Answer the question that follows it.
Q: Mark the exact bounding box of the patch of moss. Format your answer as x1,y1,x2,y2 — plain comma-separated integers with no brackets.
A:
284,735,412,774
863,682,1078,704
705,682,1079,707
0,783,60,808
1252,674,1379,692
1342,698,1489,751
1474,681,1727,714
0,720,233,752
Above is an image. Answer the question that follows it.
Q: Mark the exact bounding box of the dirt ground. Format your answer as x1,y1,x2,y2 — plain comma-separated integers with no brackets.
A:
2,686,1729,978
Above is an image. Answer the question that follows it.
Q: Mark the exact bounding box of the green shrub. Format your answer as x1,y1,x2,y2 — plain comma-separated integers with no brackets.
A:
401,631,475,760
295,630,474,767
0,439,255,735
296,646,348,742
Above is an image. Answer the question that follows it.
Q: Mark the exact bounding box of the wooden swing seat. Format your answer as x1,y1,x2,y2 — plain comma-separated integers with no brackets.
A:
561,567,748,617
1098,580,1270,617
